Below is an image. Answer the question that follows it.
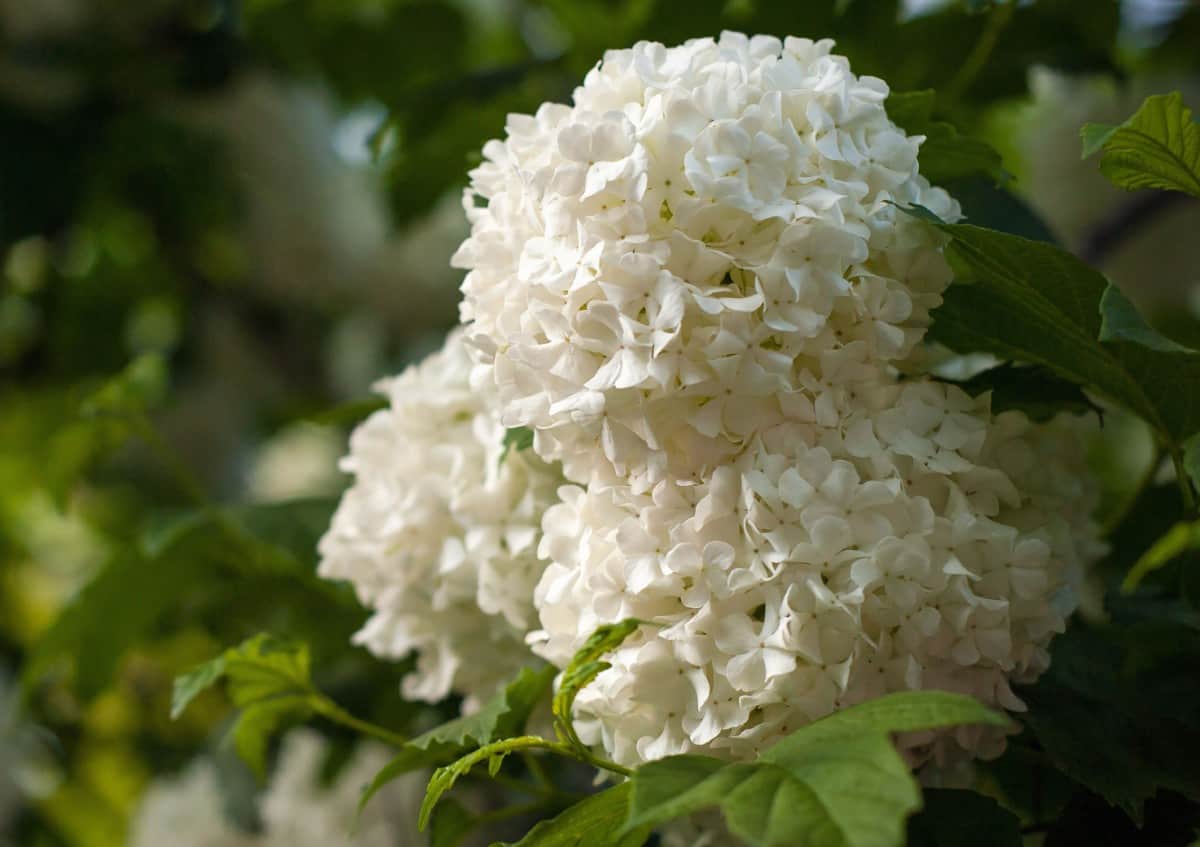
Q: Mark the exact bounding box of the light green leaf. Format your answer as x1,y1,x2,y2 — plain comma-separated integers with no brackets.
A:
1121,520,1200,593
420,736,551,831
80,352,168,420
917,222,1200,446
553,619,641,751
887,91,1006,185
1082,91,1200,198
1099,284,1194,353
625,691,1006,847
172,635,321,777
359,666,555,813
499,783,650,847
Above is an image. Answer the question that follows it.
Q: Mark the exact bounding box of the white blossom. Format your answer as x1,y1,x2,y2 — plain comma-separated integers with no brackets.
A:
318,329,563,708
530,382,1102,768
127,730,423,847
454,32,958,490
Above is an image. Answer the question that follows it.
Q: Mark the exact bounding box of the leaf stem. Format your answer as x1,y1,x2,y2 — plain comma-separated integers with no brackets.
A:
944,1,1014,108
312,698,408,748
1169,444,1198,515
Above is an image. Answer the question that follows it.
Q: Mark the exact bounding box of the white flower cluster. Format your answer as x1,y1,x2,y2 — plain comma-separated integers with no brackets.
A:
318,329,562,709
532,383,1099,766
454,32,957,490
451,31,1100,767
127,730,424,847
323,31,1101,772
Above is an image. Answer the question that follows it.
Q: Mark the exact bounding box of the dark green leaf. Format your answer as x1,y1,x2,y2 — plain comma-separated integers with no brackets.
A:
887,91,1006,184
625,691,1006,847
1099,284,1194,353
951,363,1100,422
1082,91,1200,198
500,783,650,847
429,797,476,847
919,222,1200,445
1016,620,1200,821
359,666,555,812
907,789,1021,847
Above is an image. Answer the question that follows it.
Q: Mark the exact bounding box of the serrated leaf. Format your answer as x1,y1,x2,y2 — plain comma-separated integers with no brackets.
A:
1082,91,1200,198
907,789,1021,847
950,363,1100,422
1121,520,1200,593
421,736,553,831
499,783,650,847
624,691,1006,847
887,90,1006,184
916,221,1200,446
553,620,641,750
359,666,555,812
172,635,321,778
1016,620,1200,821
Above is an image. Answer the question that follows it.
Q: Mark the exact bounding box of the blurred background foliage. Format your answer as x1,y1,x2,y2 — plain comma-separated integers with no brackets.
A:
0,0,1197,845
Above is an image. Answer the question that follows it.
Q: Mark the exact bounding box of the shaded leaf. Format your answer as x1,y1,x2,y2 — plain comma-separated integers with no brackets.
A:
907,789,1022,847
1082,91,1200,198
359,666,555,812
887,91,1006,184
500,783,650,847
1100,284,1194,353
1121,520,1200,593
429,797,476,847
951,363,1100,422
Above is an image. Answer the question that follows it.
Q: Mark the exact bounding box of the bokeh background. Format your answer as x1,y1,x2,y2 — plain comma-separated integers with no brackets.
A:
1,1,1197,845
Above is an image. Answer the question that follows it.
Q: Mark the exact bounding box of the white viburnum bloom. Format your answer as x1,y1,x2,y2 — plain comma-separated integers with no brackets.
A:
318,328,563,709
127,730,423,847
530,381,1102,768
454,32,959,490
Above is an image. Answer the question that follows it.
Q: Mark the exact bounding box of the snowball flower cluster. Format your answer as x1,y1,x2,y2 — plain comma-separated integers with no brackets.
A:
318,329,562,708
128,731,423,847
323,31,1102,772
454,32,957,490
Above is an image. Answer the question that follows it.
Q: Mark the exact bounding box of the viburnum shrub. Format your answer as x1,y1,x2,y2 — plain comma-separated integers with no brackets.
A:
167,31,1200,847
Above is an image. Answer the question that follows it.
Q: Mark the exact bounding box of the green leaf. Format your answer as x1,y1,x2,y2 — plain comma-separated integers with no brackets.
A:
172,635,321,777
420,736,551,831
919,222,1200,446
359,666,555,812
429,797,477,847
553,619,641,751
950,364,1100,422
624,691,1006,847
80,352,169,420
499,783,650,847
1121,520,1200,593
887,90,1006,184
907,789,1021,847
1082,91,1200,198
1099,284,1194,353
1016,619,1200,821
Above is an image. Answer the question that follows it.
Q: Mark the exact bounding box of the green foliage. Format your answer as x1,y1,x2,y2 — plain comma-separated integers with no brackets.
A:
886,91,1006,184
1122,519,1200,593
501,426,537,464
623,692,1006,847
501,783,650,847
358,665,556,811
906,790,1021,847
950,363,1100,422
1016,615,1200,821
1082,92,1200,198
552,619,641,752
918,221,1200,449
172,635,323,777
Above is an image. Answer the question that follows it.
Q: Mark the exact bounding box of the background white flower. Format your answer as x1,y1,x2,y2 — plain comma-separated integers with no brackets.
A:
455,32,959,490
318,329,563,709
127,730,423,847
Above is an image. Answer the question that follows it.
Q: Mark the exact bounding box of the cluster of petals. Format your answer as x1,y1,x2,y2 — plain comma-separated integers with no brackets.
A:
128,730,423,847
530,382,1101,766
454,32,958,489
318,329,562,708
